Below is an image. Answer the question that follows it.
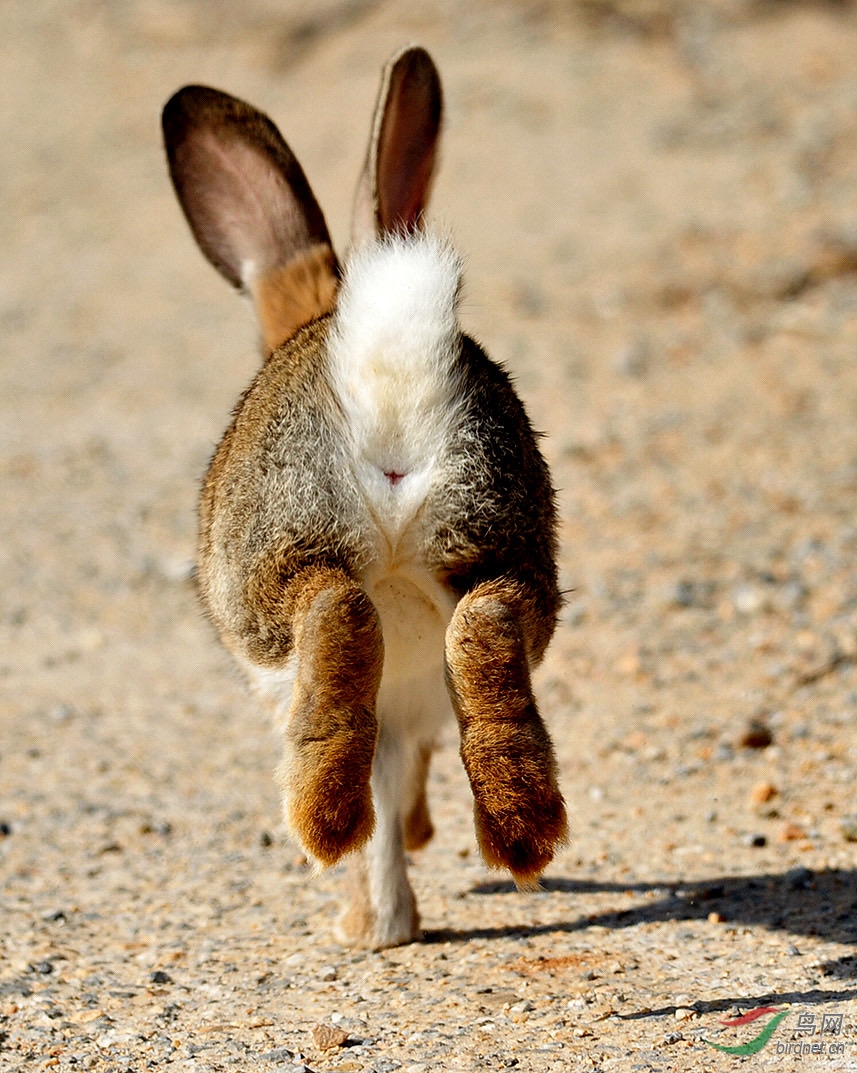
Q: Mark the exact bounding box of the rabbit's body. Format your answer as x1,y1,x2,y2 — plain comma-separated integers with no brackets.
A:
164,48,567,948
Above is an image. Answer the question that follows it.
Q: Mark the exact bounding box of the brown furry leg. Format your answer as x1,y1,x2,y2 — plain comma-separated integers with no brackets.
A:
277,567,383,867
403,743,435,852
445,580,567,886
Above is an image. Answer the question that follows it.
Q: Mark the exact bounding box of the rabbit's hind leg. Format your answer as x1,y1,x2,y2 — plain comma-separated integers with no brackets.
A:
445,578,568,888
403,741,434,852
271,566,383,869
367,728,421,946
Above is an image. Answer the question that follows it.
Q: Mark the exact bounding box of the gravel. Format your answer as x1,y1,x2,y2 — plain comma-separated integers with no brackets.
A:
2,1,857,1071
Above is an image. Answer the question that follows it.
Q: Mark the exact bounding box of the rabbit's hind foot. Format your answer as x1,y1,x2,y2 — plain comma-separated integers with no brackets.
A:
337,853,421,949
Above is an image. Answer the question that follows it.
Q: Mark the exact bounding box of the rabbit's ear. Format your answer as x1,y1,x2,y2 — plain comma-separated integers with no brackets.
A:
162,85,339,354
352,47,443,244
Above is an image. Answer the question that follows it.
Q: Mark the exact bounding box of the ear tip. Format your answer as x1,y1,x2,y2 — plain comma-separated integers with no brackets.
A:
163,84,203,116
389,45,441,87
161,85,238,140
390,43,436,66
386,45,443,131
161,84,206,139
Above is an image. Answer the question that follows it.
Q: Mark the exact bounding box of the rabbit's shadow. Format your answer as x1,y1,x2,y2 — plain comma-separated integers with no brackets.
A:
423,867,857,977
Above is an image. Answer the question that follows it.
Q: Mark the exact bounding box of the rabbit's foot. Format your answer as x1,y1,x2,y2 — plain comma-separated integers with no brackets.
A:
403,742,435,851
337,854,421,948
279,571,384,865
446,583,568,883
404,789,434,851
283,697,378,866
466,725,568,884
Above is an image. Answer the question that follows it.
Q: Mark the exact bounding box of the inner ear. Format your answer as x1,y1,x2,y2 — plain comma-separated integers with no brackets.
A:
352,47,443,243
375,49,443,234
162,85,334,291
163,85,340,351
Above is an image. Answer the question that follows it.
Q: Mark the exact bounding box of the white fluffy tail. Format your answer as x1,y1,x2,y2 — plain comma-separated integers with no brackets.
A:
329,233,464,532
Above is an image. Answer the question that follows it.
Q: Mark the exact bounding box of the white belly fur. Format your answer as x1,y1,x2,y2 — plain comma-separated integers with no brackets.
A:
364,568,455,738
365,569,452,676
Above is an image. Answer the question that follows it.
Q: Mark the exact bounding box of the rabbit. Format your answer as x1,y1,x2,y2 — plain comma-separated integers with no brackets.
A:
161,45,568,948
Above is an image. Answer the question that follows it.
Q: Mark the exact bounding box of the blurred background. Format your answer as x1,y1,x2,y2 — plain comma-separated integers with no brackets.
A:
2,1,857,1068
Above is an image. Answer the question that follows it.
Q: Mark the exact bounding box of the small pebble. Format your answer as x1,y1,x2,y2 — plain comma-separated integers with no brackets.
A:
787,867,814,889
733,584,764,615
749,781,777,806
150,971,173,985
50,703,76,723
0,821,11,837
319,966,337,982
311,1023,349,1050
674,1007,695,1021
140,821,172,836
614,337,649,377
739,721,773,749
668,579,696,608
840,815,857,842
260,1049,294,1062
779,822,806,842
745,833,767,848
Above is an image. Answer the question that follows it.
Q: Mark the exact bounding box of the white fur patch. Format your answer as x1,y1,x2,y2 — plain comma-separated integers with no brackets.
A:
328,232,463,542
243,654,299,736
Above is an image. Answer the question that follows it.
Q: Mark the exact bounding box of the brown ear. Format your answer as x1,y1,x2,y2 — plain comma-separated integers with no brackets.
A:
352,47,443,244
162,85,339,353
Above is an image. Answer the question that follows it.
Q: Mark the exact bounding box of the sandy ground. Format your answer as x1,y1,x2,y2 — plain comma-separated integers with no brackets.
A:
2,1,857,1070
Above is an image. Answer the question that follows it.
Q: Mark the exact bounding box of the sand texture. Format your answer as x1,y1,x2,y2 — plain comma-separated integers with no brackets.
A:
2,1,857,1069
